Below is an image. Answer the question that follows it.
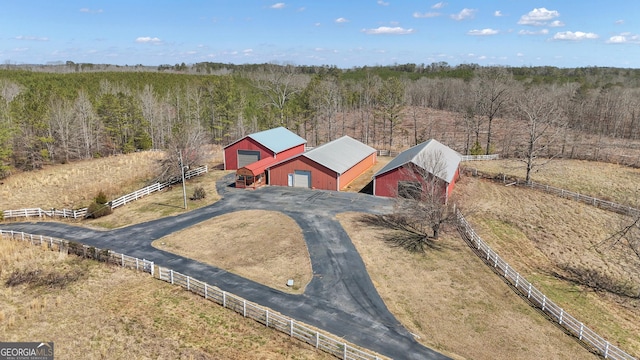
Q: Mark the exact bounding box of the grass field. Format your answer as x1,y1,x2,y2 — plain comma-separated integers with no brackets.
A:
2,151,639,359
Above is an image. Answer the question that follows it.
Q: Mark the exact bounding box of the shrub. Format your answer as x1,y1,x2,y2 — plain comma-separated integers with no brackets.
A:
86,201,112,219
94,190,109,204
191,186,206,200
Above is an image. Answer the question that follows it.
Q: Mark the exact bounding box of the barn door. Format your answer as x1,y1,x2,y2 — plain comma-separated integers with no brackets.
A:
237,150,260,168
293,170,311,188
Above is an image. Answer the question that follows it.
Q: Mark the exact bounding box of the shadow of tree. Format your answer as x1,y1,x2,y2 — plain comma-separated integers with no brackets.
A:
358,214,443,253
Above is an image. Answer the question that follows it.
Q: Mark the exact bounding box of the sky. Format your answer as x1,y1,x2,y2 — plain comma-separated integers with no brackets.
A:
2,1,640,69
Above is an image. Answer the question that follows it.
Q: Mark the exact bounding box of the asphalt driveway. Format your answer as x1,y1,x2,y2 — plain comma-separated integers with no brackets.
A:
0,174,450,360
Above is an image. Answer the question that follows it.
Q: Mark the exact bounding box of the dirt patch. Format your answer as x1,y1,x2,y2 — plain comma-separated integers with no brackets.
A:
152,210,312,294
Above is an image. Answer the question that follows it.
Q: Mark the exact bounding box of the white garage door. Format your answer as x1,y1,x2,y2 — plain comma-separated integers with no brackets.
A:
293,170,311,188
237,150,260,168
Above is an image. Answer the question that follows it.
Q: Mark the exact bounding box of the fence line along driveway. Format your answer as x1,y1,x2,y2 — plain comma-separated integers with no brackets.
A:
0,174,449,360
2,165,208,220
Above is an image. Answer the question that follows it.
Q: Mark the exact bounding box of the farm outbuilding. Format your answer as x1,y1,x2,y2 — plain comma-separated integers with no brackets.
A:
373,139,461,202
223,127,307,170
267,136,377,191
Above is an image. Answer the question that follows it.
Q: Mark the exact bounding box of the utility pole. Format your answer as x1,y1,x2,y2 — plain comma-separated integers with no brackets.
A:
179,149,187,210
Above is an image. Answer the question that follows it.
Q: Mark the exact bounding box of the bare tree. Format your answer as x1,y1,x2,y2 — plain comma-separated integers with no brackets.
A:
474,67,511,155
513,85,567,184
365,148,456,252
252,63,310,127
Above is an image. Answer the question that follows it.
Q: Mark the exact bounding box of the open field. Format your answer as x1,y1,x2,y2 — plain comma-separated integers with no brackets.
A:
2,150,640,359
0,238,334,360
152,210,313,294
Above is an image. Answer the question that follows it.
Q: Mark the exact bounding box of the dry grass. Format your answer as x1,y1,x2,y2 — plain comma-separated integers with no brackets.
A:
152,210,313,294
0,151,165,210
0,238,334,360
463,158,640,205
338,213,600,360
454,175,640,356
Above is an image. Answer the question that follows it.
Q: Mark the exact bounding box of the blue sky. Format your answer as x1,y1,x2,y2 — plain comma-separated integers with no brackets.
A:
2,1,640,68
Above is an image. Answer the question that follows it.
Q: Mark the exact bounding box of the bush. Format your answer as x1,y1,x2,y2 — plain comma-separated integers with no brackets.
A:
191,186,206,201
94,190,109,204
86,201,112,219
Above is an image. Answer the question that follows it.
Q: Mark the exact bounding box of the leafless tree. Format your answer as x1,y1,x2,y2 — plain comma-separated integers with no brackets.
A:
474,67,512,155
365,149,456,252
512,85,567,184
252,63,310,127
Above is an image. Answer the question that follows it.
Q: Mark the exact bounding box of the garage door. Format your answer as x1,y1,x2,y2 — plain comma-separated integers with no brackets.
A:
293,170,311,188
237,150,260,168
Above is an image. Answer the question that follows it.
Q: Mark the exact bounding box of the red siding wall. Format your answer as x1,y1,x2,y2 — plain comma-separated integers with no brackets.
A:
339,152,377,190
275,144,306,162
374,165,458,201
269,156,339,190
224,139,306,170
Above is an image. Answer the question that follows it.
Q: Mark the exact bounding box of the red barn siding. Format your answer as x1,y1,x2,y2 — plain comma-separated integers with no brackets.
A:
339,152,377,190
224,138,273,170
374,165,458,202
269,156,339,190
224,139,306,170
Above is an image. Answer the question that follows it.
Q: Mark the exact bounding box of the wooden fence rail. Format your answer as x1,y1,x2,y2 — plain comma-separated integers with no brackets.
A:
455,210,636,360
156,267,386,360
2,165,208,220
0,229,154,277
460,154,500,161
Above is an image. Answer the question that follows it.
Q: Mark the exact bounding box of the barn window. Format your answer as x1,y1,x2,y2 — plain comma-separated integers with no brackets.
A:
398,181,422,200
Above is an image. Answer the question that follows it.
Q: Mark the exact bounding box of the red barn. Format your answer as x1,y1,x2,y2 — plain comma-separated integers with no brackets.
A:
373,139,461,202
268,136,377,191
223,127,306,170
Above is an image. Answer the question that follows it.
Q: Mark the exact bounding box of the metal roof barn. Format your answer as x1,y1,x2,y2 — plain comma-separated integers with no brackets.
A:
268,136,377,191
223,127,307,170
373,139,462,201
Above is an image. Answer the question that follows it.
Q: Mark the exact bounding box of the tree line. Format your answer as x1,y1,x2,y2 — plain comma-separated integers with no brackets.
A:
2,62,640,180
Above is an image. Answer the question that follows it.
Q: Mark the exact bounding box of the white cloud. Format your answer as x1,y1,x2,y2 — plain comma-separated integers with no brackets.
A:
377,0,389,6
518,29,549,35
468,28,499,36
517,52,524,57
518,8,560,26
494,10,503,17
549,20,565,27
413,12,440,18
451,8,476,21
362,26,415,35
135,36,162,44
335,17,349,23
270,2,285,9
80,8,103,14
615,19,624,25
606,32,640,44
432,2,446,9
15,35,49,41
553,31,598,41
243,49,253,54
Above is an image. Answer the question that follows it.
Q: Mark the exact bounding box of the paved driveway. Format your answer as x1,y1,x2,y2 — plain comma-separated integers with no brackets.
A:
0,174,450,360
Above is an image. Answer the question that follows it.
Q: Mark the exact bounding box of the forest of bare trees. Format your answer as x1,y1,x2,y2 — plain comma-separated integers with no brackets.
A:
3,62,640,179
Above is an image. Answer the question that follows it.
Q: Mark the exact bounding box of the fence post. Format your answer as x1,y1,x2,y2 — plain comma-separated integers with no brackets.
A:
243,300,247,317
579,323,584,340
265,309,269,327
515,273,520,288
559,309,564,325
150,262,154,277
315,332,319,349
604,342,610,358
186,276,190,291
542,295,547,311
527,283,532,298
136,258,139,270
343,343,347,360
204,283,208,299
121,254,125,267
170,269,174,284
223,291,227,308
290,319,294,336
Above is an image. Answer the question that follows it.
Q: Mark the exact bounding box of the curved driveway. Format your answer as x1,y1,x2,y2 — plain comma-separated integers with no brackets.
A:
0,174,449,360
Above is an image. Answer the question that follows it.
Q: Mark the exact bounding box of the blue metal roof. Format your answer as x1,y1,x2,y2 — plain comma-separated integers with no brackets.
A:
303,136,376,174
374,139,461,183
248,127,307,154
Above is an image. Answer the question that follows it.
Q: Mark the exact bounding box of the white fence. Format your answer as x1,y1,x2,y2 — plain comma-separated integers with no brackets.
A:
2,165,208,220
463,167,640,218
460,154,500,161
0,229,154,276
455,210,636,360
0,228,386,360
156,267,387,360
